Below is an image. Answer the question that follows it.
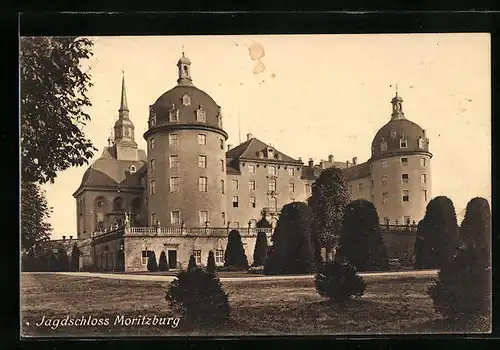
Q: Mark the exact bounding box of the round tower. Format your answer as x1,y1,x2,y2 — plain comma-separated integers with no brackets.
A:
143,51,228,228
369,90,432,225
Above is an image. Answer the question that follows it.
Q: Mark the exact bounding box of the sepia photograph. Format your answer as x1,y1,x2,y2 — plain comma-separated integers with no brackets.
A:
20,33,491,337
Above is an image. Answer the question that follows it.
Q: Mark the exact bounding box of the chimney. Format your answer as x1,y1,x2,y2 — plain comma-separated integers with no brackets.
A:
346,160,350,168
246,133,253,141
308,158,314,167
352,157,358,165
62,235,66,240
227,144,232,151
328,154,334,163
70,235,73,240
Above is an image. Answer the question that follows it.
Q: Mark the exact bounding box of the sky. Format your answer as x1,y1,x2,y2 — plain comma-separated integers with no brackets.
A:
37,34,491,239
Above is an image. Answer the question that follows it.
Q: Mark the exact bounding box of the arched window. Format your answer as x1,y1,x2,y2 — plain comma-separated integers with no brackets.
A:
380,139,388,152
418,136,425,149
113,197,123,211
95,196,107,231
390,128,397,139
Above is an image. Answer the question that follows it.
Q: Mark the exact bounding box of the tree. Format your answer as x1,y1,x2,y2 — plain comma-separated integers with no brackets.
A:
428,197,491,324
70,242,81,271
56,246,69,272
308,167,350,264
336,200,389,272
264,202,316,275
224,230,249,270
21,181,52,252
315,261,366,307
256,213,272,229
147,251,158,272
20,36,97,185
166,268,230,328
207,251,216,275
252,231,269,267
158,251,169,272
414,196,460,269
187,255,197,272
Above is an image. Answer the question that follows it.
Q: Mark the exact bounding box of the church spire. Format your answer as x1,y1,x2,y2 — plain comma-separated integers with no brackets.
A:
177,48,193,86
118,71,129,118
390,85,405,120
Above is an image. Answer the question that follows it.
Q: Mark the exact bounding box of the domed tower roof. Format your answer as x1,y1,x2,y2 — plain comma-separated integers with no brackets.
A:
370,91,432,161
144,51,227,139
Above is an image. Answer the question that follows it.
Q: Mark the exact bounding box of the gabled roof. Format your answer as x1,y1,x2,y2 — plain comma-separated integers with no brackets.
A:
226,137,302,164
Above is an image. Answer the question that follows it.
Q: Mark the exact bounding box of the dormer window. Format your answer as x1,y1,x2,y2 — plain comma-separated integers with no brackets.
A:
400,139,408,149
277,153,282,160
129,165,136,173
169,109,179,122
182,94,191,106
196,106,206,122
418,136,425,149
149,106,156,126
217,112,223,128
267,147,274,159
390,129,397,139
258,151,264,158
380,139,387,152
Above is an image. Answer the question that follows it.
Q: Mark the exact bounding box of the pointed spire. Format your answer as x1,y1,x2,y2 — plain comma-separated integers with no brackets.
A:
119,70,129,113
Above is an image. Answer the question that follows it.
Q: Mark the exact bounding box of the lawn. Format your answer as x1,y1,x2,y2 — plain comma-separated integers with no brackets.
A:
20,272,489,337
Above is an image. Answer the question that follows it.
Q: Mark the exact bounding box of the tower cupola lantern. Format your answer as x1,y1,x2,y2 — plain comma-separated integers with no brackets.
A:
177,47,193,86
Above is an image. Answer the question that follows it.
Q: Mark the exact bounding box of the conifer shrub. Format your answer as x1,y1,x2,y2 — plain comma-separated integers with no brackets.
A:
70,243,81,272
158,251,169,272
224,230,249,270
187,254,197,271
147,251,158,272
252,231,268,267
166,266,230,328
315,261,366,307
207,250,216,275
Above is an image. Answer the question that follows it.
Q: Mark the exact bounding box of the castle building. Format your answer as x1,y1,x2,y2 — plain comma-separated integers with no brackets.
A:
72,53,432,271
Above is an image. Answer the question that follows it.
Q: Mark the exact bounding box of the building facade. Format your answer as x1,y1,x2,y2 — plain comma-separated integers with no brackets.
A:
71,53,432,271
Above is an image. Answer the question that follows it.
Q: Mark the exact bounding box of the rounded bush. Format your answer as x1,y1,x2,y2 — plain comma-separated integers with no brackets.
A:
315,261,366,306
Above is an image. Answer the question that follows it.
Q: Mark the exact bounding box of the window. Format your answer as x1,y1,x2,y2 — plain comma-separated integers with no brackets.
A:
150,137,156,150
171,211,181,224
421,174,427,184
232,179,239,190
198,155,207,168
220,159,224,172
422,190,428,202
269,197,278,210
268,166,277,176
268,179,276,192
150,159,156,172
182,94,191,106
288,168,295,176
390,129,397,139
382,160,388,168
249,180,256,191
222,212,226,225
404,216,411,225
220,179,225,194
232,196,239,208
141,251,151,265
305,184,312,194
196,108,206,122
382,192,388,204
150,113,156,126
249,164,256,173
151,213,156,226
198,134,207,145
289,183,295,193
169,109,179,122
402,173,409,183
380,140,387,152
170,177,179,192
199,211,209,225
418,137,425,149
220,139,224,150
421,157,426,167
198,177,207,192
400,139,407,148
401,157,409,166
193,250,202,264
169,133,178,146
215,250,224,264
169,155,179,169
113,197,122,210
150,181,156,195
381,175,388,187
358,183,363,192
250,196,256,208
402,190,410,202
267,148,274,159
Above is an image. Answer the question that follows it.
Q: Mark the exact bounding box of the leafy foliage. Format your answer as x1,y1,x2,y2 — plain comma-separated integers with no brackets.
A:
224,230,249,270
207,250,216,275
252,231,269,267
428,197,491,321
414,196,459,269
308,167,350,263
147,251,158,272
264,202,316,275
158,251,169,272
20,36,97,185
21,181,52,252
337,200,389,272
315,261,366,306
70,243,81,271
256,215,272,229
166,267,231,328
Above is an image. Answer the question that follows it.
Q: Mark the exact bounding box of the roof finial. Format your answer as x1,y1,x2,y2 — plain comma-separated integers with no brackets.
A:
395,83,399,97
182,45,185,57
